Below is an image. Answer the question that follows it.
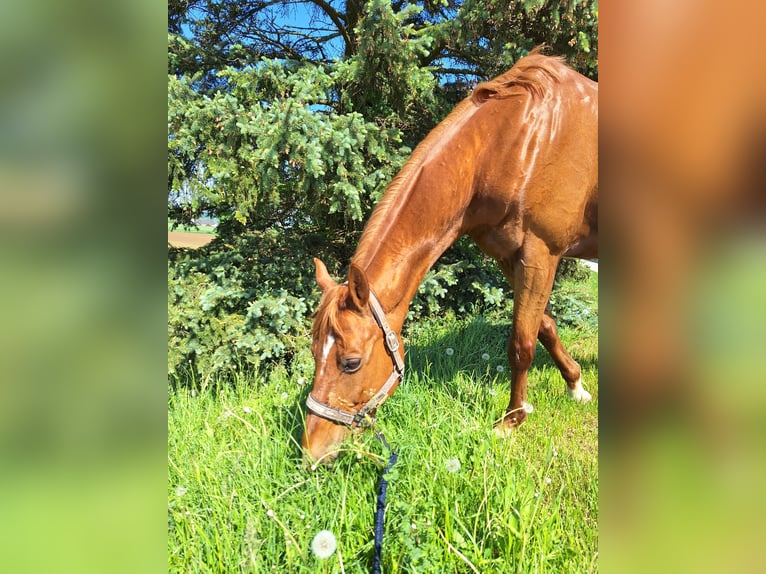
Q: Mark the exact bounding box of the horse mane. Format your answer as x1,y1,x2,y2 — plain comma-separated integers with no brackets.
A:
312,284,346,344
471,51,567,104
352,50,569,268
351,97,477,268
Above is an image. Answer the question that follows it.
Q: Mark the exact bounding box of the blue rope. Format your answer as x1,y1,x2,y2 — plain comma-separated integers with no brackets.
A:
372,433,398,574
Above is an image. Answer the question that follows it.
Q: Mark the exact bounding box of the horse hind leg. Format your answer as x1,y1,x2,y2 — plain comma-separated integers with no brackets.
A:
494,240,558,437
537,305,592,403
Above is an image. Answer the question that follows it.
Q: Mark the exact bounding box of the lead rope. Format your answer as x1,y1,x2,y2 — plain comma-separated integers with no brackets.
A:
372,432,397,574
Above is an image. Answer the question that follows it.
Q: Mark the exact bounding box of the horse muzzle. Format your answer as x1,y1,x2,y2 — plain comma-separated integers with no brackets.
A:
301,412,351,465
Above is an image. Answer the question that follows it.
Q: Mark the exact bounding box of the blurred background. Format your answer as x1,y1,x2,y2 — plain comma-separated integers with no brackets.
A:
0,1,166,572
1,1,764,572
600,1,766,572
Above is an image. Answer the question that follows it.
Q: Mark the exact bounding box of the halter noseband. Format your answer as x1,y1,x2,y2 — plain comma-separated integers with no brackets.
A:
305,286,404,428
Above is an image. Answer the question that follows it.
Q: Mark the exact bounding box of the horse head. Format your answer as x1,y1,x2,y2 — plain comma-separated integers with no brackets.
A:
301,258,403,464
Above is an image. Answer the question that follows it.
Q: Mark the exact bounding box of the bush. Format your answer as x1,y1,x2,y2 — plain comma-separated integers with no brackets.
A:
555,257,592,284
168,229,318,380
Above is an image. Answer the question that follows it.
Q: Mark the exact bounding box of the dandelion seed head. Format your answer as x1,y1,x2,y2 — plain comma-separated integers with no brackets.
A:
545,476,552,484
243,406,252,414
534,492,539,498
174,486,187,497
496,365,505,373
445,347,454,356
311,530,337,559
481,353,490,361
445,457,461,474
266,509,275,518
522,401,534,414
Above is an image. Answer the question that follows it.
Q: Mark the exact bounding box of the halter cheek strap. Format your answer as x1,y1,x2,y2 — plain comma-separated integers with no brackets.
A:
305,286,404,428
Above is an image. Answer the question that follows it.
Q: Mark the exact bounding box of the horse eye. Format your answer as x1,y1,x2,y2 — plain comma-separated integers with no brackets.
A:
341,357,362,373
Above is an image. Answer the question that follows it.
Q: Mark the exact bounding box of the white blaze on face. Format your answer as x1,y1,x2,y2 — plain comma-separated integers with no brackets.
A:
319,333,335,377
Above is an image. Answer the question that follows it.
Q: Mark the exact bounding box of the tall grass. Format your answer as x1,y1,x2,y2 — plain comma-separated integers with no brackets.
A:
168,275,598,573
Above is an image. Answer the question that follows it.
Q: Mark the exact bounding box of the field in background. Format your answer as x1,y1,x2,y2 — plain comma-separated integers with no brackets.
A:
168,231,215,249
168,221,216,248
168,274,598,573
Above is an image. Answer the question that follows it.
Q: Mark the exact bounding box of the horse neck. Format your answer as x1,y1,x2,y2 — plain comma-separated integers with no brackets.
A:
352,149,476,332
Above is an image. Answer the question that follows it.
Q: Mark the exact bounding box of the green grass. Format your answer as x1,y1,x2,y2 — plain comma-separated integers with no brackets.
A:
168,275,598,573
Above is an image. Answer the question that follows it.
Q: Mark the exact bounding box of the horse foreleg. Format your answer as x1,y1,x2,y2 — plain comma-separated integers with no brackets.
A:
537,306,592,402
495,241,557,436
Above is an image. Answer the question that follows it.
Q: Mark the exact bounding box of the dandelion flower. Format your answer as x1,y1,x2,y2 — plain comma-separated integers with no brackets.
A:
496,365,505,373
311,530,337,559
445,347,454,356
445,457,461,474
174,486,187,497
481,353,490,361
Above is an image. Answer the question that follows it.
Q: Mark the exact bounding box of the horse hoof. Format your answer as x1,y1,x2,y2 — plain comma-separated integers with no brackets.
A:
567,379,592,403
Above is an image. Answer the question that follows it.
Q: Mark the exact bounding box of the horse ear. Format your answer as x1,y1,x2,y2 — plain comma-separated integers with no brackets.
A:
314,258,336,292
346,264,370,311
472,84,497,104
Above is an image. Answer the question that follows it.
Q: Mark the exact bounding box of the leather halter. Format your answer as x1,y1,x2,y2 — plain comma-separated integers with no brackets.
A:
305,285,405,428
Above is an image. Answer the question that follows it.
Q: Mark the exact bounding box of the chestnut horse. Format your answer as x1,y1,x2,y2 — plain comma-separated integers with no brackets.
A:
302,53,598,463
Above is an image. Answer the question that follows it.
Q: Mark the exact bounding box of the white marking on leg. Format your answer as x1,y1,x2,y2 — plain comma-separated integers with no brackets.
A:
567,377,592,403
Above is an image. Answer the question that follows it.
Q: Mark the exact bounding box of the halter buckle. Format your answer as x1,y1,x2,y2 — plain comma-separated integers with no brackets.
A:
385,331,399,354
